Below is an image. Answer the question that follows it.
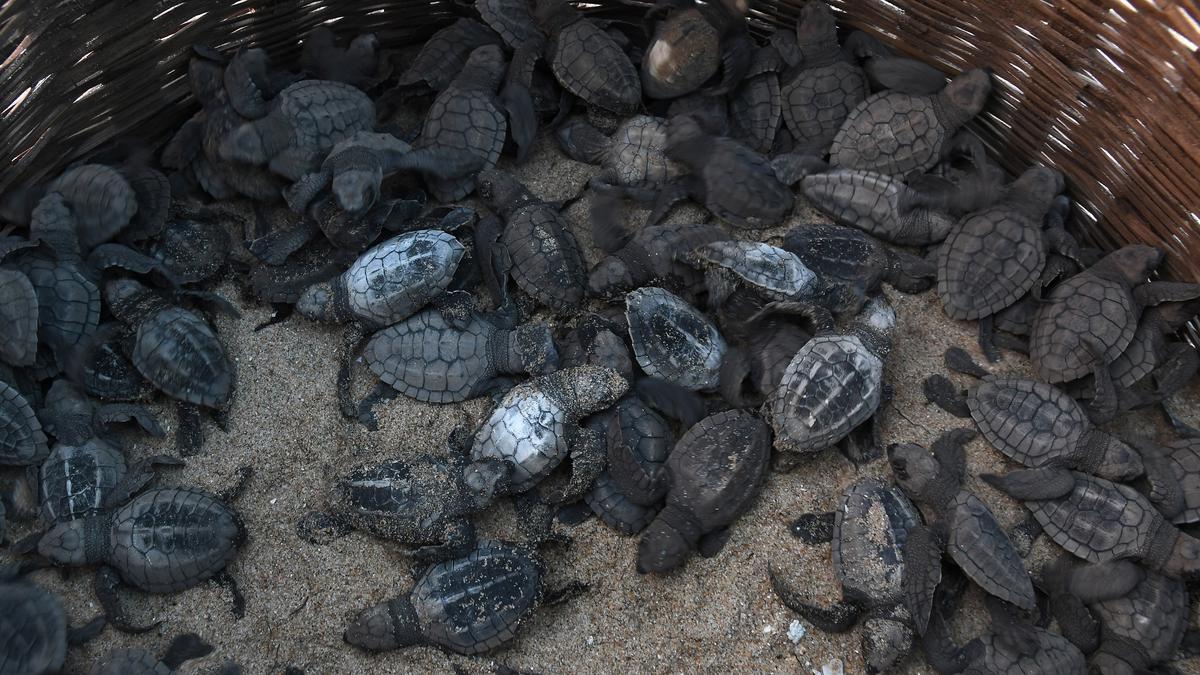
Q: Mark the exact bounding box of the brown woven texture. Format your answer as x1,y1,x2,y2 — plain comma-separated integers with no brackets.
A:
2,0,1199,279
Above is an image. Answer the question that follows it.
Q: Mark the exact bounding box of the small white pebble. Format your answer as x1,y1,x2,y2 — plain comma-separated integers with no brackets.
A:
811,659,844,675
586,636,594,646
270,498,278,505
762,624,774,634
787,620,806,643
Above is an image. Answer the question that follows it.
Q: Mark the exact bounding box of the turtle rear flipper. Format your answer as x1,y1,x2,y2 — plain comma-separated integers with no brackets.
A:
95,567,160,634
769,563,862,632
902,522,945,635
982,468,1075,500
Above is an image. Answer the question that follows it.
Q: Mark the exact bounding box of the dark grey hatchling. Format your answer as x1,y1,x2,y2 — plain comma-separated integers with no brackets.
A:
10,238,101,370
801,168,960,246
300,26,390,91
344,540,584,655
766,296,894,464
146,212,232,285
727,44,783,154
0,267,38,367
770,478,921,674
43,163,164,248
74,322,157,403
219,78,376,181
468,366,629,504
831,67,992,175
587,221,729,299
89,633,214,675
716,293,816,406
637,409,770,574
0,571,104,675
626,286,727,391
0,378,48,466
938,165,1070,361
688,239,819,310
557,115,682,191
37,467,252,633
888,429,1036,634
362,307,557,410
1032,244,1200,387
641,0,750,99
535,0,641,118
781,222,937,295
1106,297,1200,411
584,396,676,534
396,18,504,92
474,169,587,312
476,0,543,50
983,467,1200,577
297,428,496,561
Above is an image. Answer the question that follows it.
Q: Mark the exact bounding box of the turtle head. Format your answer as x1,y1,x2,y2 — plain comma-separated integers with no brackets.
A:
458,44,507,90
887,443,941,499
1009,165,1064,216
38,517,108,565
344,596,422,652
588,256,637,298
796,1,837,47
1097,244,1164,285
332,169,382,215
462,457,512,507
296,281,337,323
220,117,290,163
475,168,527,213
941,68,992,120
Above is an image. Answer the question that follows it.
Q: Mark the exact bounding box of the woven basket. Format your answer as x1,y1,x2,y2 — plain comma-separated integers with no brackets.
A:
2,0,1198,282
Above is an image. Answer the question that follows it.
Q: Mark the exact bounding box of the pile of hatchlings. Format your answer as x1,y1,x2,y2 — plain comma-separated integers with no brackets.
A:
2,0,1200,672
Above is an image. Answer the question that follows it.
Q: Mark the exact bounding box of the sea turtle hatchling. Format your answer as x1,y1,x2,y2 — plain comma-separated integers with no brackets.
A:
781,222,936,295
474,169,587,312
344,540,584,654
146,213,232,285
770,478,921,673
0,268,38,367
0,571,104,675
0,378,49,466
728,44,783,154
11,246,101,369
637,409,770,573
888,429,1036,634
557,115,682,192
588,221,729,299
626,287,727,391
801,168,961,246
219,79,376,181
37,467,252,633
467,366,629,504
830,67,992,175
765,296,895,464
476,0,544,50
89,633,214,675
640,0,751,99
395,18,504,92
535,0,641,118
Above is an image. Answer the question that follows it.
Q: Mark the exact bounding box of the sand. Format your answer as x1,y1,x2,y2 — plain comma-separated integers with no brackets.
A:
11,135,1200,674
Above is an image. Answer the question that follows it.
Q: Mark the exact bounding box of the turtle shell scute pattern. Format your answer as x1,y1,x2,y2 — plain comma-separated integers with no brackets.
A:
1165,439,1200,525
475,0,542,49
830,91,945,175
472,384,569,491
551,20,640,114
782,61,867,147
832,478,919,607
608,116,679,187
626,287,726,391
1091,571,1187,663
971,625,1086,675
0,581,68,675
730,73,782,154
365,309,501,404
274,80,376,157
946,491,1035,609
695,240,817,300
0,269,38,367
503,205,586,310
342,230,465,327
420,88,507,202
586,471,659,535
110,487,241,593
968,377,1087,468
47,164,138,248
1029,473,1161,563
0,381,49,466
40,439,126,523
17,256,101,357
1031,274,1138,383
938,209,1045,320
132,307,232,408
767,334,884,453
641,9,720,99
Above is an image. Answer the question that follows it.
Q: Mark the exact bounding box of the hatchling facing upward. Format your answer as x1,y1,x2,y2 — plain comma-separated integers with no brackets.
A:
782,222,936,296
0,571,104,675
467,366,629,505
474,169,587,312
938,165,1072,361
626,286,728,392
587,221,730,300
37,467,252,633
887,429,1036,635
534,0,641,118
344,540,585,655
89,633,214,675
770,478,922,674
219,79,376,181
637,409,771,574
640,0,751,99
830,67,992,175
297,428,498,561
765,295,895,466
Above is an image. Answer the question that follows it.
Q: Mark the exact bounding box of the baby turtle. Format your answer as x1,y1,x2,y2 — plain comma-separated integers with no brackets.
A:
641,0,750,99
344,540,584,654
219,79,376,181
300,26,389,91
588,221,729,299
888,429,1036,634
474,169,587,311
417,45,521,202
770,478,921,673
535,0,641,118
801,168,960,246
766,296,894,464
298,428,495,560
717,295,815,406
830,68,992,175
468,366,628,503
362,307,557,407
396,18,504,92
778,1,869,154
728,44,783,154
0,572,104,675
557,115,682,191
688,240,825,311
637,409,770,573
0,379,49,466
1107,298,1200,411
626,287,727,391
476,0,543,50
0,268,38,367
74,323,157,403
12,249,101,368
938,165,1069,361
1032,245,1199,384
89,633,214,675
146,214,232,285
44,164,143,248
38,468,251,632
782,222,936,295
984,467,1200,576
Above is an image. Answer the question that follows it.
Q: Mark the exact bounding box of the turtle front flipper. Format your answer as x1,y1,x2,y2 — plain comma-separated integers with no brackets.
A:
769,563,862,632
95,402,165,437
212,570,246,618
1084,363,1118,425
921,603,984,674
704,30,752,96
412,519,476,563
65,615,106,645
863,56,947,96
539,425,606,505
902,522,945,635
981,468,1075,501
978,314,1002,363
104,455,184,508
357,382,399,431
946,491,1036,611
789,511,835,544
644,177,691,227
283,169,332,214
95,566,160,634
923,375,970,419
944,346,989,378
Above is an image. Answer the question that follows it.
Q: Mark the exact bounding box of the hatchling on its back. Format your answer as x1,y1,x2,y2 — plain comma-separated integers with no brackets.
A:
888,429,1036,634
89,633,214,675
626,287,727,392
0,573,103,675
938,165,1068,361
557,115,682,191
782,222,936,295
587,221,729,299
535,0,641,117
219,79,376,181
771,478,921,673
801,168,960,246
474,170,587,312
830,67,992,175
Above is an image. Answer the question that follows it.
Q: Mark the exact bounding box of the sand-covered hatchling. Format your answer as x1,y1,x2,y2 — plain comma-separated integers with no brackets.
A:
0,377,49,466
625,286,727,391
771,478,921,674
888,429,1036,633
345,540,584,655
782,222,936,296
